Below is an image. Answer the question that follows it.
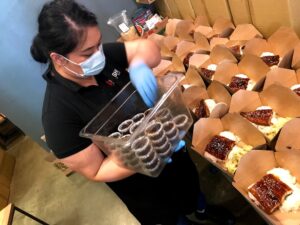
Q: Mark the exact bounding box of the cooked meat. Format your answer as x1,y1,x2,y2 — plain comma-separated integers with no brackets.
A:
183,52,194,69
240,109,273,126
293,87,300,96
261,55,280,67
229,76,250,93
248,174,292,214
205,135,236,160
200,68,215,79
194,99,210,119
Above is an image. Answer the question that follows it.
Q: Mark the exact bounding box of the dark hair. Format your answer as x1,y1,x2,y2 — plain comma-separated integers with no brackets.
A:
30,0,98,63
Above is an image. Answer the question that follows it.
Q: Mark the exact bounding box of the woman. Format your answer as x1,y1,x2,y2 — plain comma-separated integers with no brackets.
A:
30,0,201,224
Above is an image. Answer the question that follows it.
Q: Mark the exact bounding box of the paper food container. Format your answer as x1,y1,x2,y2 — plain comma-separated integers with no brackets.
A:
263,68,298,90
165,18,182,36
180,67,206,89
292,42,300,70
80,73,193,177
182,81,231,119
194,15,210,27
192,113,266,176
230,24,263,41
243,34,297,69
212,54,269,93
210,37,229,49
194,18,235,40
229,84,300,142
233,150,300,225
175,19,195,42
275,118,300,152
196,45,238,83
153,54,185,77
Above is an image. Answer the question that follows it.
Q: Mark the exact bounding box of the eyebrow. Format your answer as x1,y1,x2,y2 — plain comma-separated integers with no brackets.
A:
81,35,102,53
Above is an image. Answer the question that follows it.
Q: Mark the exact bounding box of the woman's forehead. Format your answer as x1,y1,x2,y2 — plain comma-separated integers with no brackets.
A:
76,26,101,52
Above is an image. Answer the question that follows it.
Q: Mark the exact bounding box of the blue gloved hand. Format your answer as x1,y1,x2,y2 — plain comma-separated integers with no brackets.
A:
165,140,186,163
129,61,158,107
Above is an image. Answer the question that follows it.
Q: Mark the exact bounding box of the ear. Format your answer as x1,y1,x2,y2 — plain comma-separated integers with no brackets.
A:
50,52,65,66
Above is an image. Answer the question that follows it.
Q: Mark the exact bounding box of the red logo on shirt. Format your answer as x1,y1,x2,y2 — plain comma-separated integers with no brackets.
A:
105,79,115,87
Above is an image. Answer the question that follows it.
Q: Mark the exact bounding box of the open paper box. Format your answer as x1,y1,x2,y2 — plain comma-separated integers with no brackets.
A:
230,24,263,41
212,54,269,93
165,18,182,37
194,18,235,40
192,113,266,177
275,118,300,152
229,84,300,142
233,150,300,225
153,54,185,77
180,67,206,89
263,68,299,90
191,45,238,83
243,28,299,69
182,81,231,119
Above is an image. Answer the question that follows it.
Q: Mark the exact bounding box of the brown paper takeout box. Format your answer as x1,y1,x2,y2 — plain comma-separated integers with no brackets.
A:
263,68,298,90
195,45,238,83
229,84,300,141
180,67,206,89
212,54,270,93
233,150,300,225
153,54,185,77
243,27,299,69
182,80,231,119
192,113,266,177
275,118,300,152
230,24,263,41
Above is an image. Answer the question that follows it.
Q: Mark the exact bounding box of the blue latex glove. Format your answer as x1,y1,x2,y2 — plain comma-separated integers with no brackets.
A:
129,62,158,107
166,140,186,163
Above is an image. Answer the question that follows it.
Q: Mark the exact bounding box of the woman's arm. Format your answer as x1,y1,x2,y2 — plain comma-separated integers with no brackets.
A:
125,39,161,68
59,143,135,182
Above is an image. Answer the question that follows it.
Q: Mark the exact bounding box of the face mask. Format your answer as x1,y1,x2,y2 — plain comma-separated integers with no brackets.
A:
61,44,106,77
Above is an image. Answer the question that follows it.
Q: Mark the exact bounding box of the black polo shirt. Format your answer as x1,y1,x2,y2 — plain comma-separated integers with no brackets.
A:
42,42,130,159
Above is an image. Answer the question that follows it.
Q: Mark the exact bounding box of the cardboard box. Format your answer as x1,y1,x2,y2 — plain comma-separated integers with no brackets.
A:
153,54,185,77
275,118,300,152
230,24,263,41
174,0,195,20
192,113,266,176
213,54,270,94
263,68,298,90
182,81,231,119
229,84,300,142
165,18,182,36
228,0,252,25
202,0,232,25
180,67,206,89
189,0,209,22
175,20,195,41
233,150,300,225
248,0,300,38
155,0,181,19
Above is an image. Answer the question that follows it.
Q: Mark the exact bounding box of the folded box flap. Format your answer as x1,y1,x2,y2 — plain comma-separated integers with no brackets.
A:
212,17,235,37
189,54,210,68
210,45,238,64
238,54,270,83
175,20,195,41
263,68,297,90
243,38,269,56
194,32,210,52
181,67,206,88
221,113,266,148
175,40,197,60
192,118,223,154
292,42,300,70
213,61,239,85
182,86,208,109
165,18,182,36
210,37,229,50
275,118,300,151
229,90,262,113
260,84,300,117
207,80,231,107
268,27,299,57
230,24,263,41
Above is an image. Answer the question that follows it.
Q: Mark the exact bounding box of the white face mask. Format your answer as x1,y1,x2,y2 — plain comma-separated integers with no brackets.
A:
61,44,106,78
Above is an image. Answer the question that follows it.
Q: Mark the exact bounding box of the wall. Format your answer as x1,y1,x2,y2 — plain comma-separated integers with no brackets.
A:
0,0,137,150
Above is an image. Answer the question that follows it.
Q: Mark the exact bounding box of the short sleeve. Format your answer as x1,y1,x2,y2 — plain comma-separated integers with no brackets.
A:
103,42,129,69
42,110,91,159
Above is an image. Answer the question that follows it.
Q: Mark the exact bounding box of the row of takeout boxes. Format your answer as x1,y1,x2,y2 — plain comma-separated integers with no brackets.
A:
144,18,300,225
